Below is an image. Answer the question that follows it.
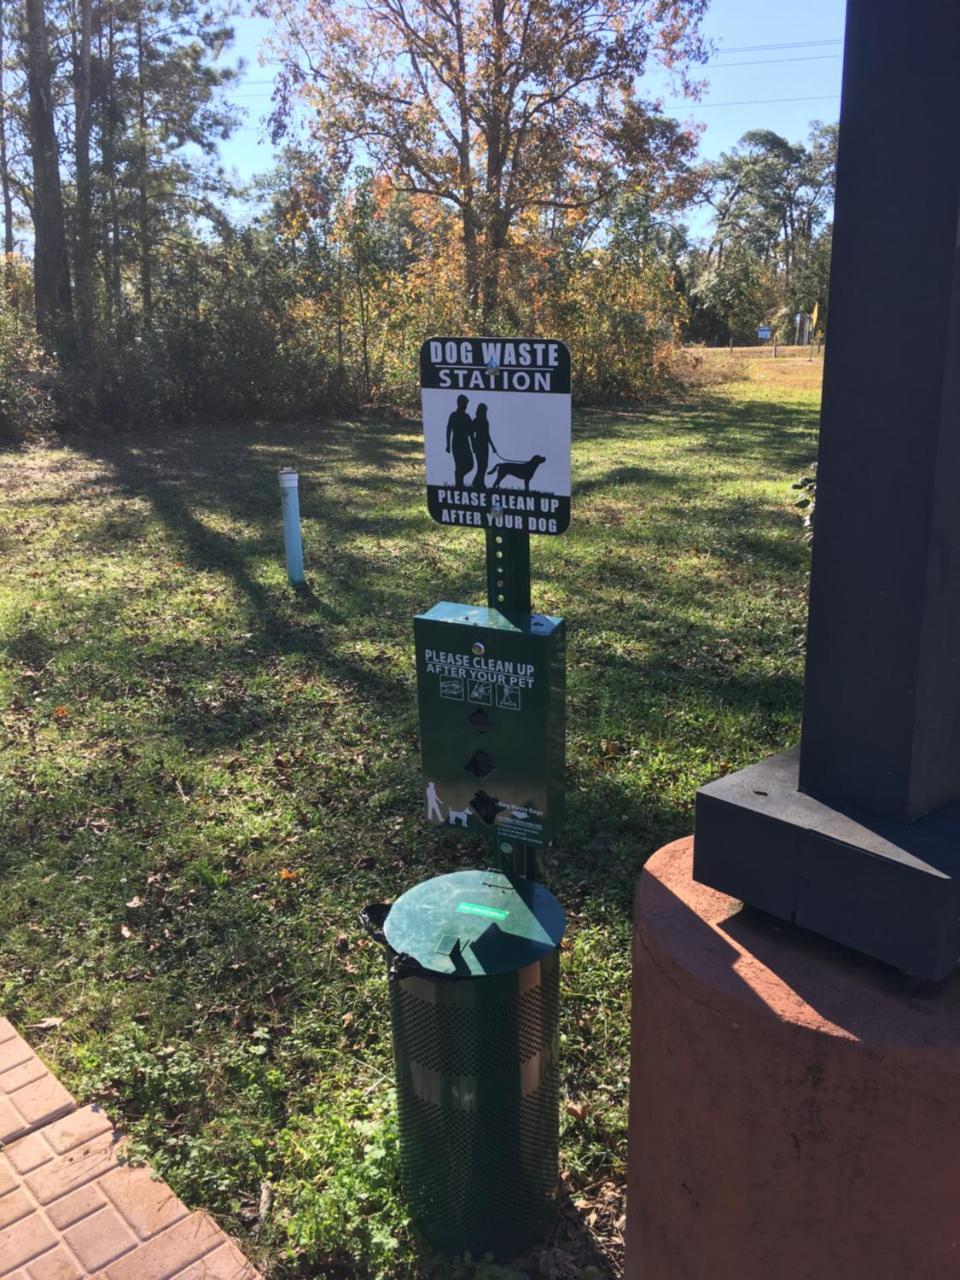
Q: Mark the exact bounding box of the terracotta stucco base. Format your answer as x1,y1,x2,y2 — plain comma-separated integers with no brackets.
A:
627,836,960,1280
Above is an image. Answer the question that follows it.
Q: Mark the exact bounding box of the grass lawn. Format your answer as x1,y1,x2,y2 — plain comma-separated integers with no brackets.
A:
0,355,821,1278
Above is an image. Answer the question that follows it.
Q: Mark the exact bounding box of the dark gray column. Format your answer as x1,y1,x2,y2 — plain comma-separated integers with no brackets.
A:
692,0,960,980
799,0,960,823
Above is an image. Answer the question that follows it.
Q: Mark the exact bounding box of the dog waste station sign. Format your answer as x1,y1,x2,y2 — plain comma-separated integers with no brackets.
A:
420,336,571,534
362,335,572,1262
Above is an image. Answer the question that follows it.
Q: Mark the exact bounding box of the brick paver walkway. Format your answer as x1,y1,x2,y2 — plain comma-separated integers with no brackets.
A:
0,1018,260,1279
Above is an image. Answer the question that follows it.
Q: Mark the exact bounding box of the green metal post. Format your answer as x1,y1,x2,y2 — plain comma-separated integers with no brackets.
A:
486,528,531,617
485,527,537,879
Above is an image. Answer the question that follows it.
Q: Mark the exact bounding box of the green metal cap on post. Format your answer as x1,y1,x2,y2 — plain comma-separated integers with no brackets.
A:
384,868,565,977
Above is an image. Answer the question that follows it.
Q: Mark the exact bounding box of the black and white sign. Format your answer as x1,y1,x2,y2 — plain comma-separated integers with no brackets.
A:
420,336,571,535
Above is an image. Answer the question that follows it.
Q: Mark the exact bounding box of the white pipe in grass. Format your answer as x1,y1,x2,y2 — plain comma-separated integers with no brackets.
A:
279,467,306,585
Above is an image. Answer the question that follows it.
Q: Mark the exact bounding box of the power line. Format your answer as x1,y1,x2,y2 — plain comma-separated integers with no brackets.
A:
715,39,842,54
232,44,846,102
669,93,840,109
236,51,842,85
230,42,844,92
707,53,841,69
232,41,845,92
233,89,843,107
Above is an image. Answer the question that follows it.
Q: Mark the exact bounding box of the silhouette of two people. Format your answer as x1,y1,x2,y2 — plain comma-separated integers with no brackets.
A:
445,395,496,490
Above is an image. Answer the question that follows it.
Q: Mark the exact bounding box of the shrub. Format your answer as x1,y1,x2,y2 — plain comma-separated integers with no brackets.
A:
0,263,59,444
277,1091,415,1279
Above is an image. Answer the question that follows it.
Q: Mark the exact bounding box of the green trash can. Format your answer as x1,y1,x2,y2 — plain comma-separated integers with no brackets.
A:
363,869,565,1259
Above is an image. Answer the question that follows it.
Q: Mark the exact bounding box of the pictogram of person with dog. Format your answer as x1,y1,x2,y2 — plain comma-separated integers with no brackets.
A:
445,394,547,492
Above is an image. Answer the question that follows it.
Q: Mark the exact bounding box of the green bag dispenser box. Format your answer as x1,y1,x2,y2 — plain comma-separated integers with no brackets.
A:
415,603,565,849
364,869,565,1258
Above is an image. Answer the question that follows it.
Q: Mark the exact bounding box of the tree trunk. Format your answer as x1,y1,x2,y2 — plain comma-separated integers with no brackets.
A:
480,0,506,325
451,0,479,313
355,264,370,400
101,7,121,329
24,0,74,354
136,16,152,324
0,1,15,288
481,215,505,325
73,0,94,358
334,246,344,392
461,207,480,316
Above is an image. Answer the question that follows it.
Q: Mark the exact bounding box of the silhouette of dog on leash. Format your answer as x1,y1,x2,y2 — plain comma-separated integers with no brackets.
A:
487,454,547,492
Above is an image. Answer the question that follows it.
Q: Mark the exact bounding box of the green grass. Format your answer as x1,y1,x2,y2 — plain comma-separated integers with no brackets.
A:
0,365,820,1278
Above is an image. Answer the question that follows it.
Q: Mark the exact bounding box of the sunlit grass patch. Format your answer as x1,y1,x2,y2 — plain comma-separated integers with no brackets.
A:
0,366,821,1278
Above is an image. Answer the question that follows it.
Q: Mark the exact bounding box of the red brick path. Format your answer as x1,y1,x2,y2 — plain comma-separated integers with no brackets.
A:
0,1018,260,1279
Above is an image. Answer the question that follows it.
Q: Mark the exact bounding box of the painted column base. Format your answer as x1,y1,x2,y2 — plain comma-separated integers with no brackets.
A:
627,836,960,1280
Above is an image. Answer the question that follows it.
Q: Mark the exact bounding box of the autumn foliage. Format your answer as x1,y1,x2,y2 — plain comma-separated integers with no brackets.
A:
0,0,714,433
252,0,711,403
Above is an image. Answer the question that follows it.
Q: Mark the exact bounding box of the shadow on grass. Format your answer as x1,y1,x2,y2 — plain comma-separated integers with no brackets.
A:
60,413,806,907
672,397,819,472
511,1187,622,1278
0,402,820,1278
574,396,819,476
2,621,57,669
70,426,417,711
573,462,685,499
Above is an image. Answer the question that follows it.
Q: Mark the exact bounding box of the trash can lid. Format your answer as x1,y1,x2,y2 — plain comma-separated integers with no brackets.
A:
384,869,565,978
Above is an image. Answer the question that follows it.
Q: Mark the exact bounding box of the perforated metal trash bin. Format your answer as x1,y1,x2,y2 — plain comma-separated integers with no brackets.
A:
363,869,565,1259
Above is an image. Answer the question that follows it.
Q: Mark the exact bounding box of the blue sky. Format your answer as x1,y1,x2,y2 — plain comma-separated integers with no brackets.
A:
212,0,847,237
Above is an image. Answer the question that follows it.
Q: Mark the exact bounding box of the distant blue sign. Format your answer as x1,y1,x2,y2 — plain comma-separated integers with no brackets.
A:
757,325,772,341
